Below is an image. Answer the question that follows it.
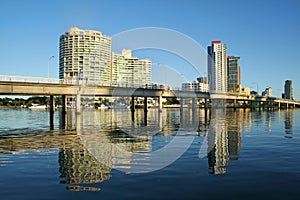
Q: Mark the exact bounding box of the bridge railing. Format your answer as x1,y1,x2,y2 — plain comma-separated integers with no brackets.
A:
0,75,171,90
0,75,59,84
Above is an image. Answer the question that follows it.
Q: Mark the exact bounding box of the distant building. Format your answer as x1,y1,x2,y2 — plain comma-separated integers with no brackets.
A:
227,56,241,92
197,77,207,84
182,77,209,92
112,49,151,87
182,82,198,91
59,27,112,85
198,77,210,92
262,87,272,97
284,80,293,100
208,41,227,93
251,91,259,96
239,86,250,95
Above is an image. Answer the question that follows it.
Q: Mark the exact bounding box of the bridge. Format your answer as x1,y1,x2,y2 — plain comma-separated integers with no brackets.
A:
1,75,299,107
1,75,300,128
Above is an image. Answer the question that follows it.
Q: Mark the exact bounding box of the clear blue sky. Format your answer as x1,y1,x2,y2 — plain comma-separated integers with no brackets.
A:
0,0,300,99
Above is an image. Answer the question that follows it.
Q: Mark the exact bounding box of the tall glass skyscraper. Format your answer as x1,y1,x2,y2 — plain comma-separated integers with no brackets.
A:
207,41,227,93
284,80,293,100
227,56,240,92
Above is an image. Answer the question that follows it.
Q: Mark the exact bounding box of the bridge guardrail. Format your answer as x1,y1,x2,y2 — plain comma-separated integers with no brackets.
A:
0,75,170,90
0,75,59,84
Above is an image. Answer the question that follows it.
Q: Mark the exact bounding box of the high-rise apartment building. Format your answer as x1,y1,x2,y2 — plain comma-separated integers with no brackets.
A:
59,28,151,87
227,56,241,92
59,27,112,85
284,80,293,100
207,41,227,93
112,49,151,87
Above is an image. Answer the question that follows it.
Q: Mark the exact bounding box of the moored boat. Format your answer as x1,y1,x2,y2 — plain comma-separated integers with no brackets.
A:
28,103,47,110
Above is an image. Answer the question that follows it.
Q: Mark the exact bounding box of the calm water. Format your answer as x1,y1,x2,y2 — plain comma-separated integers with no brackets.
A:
0,108,300,200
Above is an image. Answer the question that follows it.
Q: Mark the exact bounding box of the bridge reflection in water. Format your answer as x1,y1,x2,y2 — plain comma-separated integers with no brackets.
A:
0,108,294,185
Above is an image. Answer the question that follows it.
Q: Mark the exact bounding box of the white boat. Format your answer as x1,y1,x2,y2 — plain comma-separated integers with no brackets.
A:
28,104,47,110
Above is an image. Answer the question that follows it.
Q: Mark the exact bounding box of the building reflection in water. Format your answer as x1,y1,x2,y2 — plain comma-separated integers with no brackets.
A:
284,110,293,135
59,144,112,184
0,108,251,184
59,107,210,176
207,109,242,175
59,109,153,183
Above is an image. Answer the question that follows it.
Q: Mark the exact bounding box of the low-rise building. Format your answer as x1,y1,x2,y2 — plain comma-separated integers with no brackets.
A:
262,87,272,97
112,49,151,87
182,79,209,92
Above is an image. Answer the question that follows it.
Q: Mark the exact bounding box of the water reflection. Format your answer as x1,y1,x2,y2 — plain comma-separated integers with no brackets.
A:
59,146,112,184
0,108,297,185
285,110,294,135
207,109,243,174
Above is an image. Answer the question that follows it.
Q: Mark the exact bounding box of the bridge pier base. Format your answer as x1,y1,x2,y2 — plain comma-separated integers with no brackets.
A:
233,99,237,111
144,97,148,113
204,98,208,109
144,97,148,125
50,95,55,130
62,95,67,115
250,101,255,110
131,96,135,121
61,95,67,129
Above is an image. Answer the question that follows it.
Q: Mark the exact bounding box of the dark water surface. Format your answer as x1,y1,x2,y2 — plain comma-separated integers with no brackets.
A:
0,108,299,200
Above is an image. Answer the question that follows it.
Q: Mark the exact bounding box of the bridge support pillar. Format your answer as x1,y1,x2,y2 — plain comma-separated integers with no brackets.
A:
250,101,254,110
204,98,208,109
50,95,55,130
62,95,67,115
180,98,184,111
144,97,148,125
234,99,237,111
131,96,135,121
76,94,81,113
278,102,281,110
61,95,67,129
158,95,163,112
144,97,148,112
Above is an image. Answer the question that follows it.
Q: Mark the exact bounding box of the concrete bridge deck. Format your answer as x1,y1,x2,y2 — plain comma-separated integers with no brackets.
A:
0,81,209,98
0,79,299,106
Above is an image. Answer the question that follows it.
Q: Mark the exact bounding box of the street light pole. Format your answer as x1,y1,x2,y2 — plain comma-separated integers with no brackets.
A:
48,56,55,79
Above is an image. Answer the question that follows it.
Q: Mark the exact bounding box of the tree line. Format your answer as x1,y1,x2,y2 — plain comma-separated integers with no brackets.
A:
0,97,60,107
